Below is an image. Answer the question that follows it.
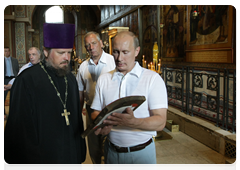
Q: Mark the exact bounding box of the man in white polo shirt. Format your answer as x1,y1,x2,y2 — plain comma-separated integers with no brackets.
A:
76,31,115,164
91,31,168,164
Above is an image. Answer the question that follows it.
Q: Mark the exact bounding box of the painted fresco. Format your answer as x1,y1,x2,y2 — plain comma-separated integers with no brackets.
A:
189,5,229,46
186,6,233,64
162,5,185,59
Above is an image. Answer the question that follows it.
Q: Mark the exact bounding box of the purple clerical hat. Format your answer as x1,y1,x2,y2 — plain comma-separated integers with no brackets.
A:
43,23,75,48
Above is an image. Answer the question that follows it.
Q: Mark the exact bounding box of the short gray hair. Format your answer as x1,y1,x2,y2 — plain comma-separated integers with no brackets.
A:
28,47,44,61
84,31,101,44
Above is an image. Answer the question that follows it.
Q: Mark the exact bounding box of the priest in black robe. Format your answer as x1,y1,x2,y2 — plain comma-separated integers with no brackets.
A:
4,23,86,164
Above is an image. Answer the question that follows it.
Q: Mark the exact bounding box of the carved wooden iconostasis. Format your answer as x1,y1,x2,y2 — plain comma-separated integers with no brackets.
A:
142,25,158,64
186,5,233,63
161,5,186,62
101,27,129,55
142,5,158,64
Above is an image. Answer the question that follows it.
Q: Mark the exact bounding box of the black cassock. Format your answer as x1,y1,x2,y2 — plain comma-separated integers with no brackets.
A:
4,62,86,164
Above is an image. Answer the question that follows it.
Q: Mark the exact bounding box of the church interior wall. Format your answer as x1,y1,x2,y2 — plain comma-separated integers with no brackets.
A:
4,5,236,68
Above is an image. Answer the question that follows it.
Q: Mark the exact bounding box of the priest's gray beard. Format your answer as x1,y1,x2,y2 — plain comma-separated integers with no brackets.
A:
45,60,70,77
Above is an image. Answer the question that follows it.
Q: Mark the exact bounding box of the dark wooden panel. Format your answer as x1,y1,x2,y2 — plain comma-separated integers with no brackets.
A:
115,5,121,14
104,5,109,19
4,21,11,48
109,5,115,18
125,14,129,27
101,6,105,22
97,5,142,29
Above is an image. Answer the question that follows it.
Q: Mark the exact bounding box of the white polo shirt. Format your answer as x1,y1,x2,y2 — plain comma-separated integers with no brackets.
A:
76,50,115,106
91,62,168,147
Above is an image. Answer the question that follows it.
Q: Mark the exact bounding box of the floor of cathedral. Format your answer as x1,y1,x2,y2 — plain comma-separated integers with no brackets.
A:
4,105,232,164
81,108,231,164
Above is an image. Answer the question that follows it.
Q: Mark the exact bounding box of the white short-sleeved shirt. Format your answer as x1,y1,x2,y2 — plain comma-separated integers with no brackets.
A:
8,62,33,85
76,51,115,105
91,62,168,147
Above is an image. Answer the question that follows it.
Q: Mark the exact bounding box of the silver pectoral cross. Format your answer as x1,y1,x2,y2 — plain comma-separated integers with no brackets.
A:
62,109,70,126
